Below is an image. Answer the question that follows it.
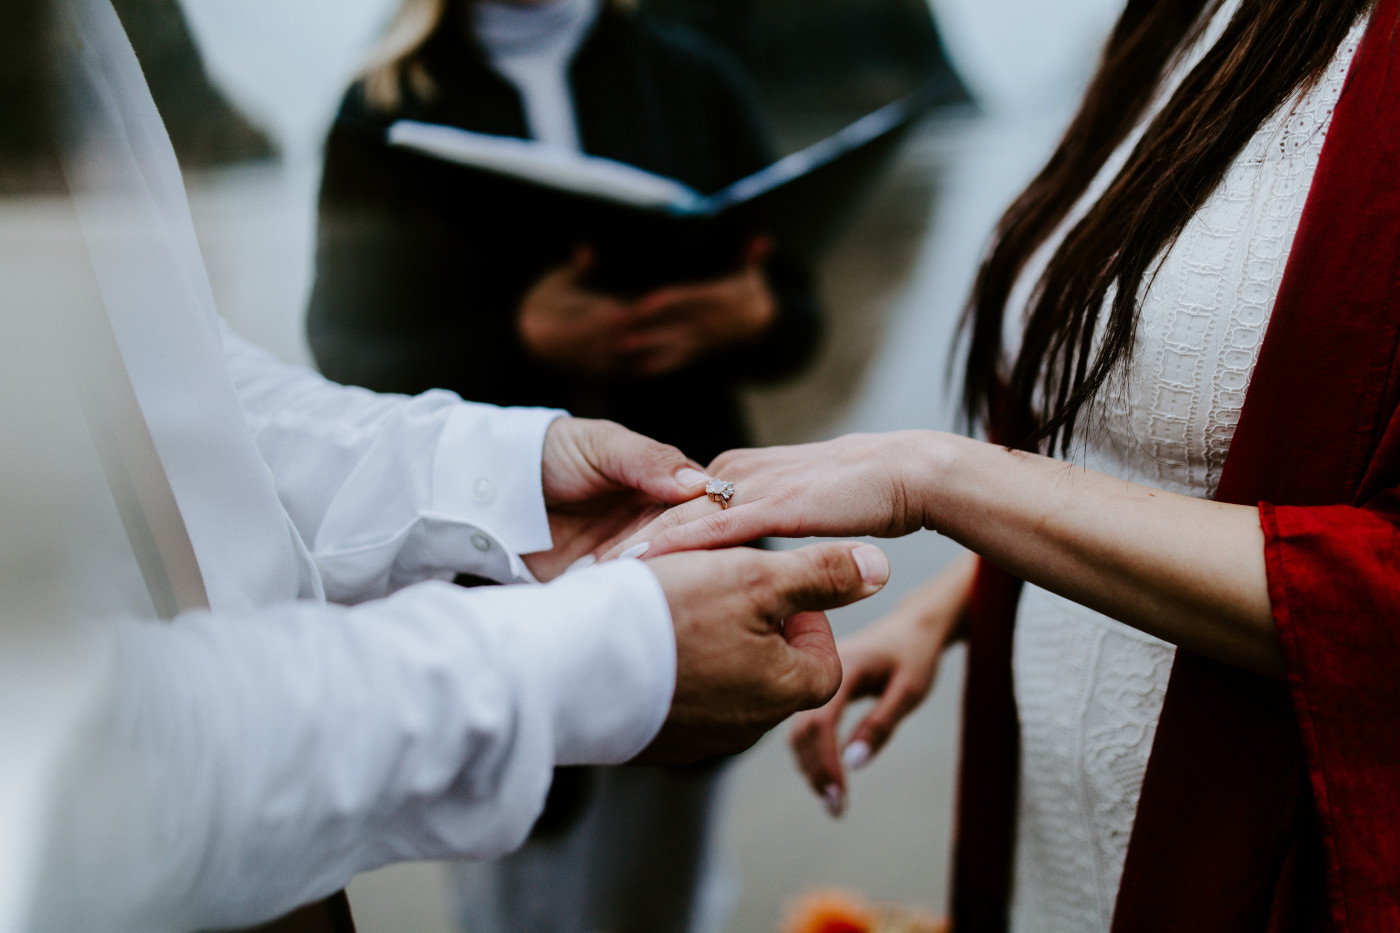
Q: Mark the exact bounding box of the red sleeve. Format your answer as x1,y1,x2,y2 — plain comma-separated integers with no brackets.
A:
1262,500,1400,928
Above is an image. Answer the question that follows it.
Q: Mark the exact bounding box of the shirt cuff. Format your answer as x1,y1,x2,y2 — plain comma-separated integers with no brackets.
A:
512,559,676,765
430,403,565,557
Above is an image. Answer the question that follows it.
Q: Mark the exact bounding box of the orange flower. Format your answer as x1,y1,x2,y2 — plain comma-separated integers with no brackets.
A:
780,888,877,933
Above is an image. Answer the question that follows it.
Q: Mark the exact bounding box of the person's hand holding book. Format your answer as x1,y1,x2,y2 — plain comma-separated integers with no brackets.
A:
617,235,777,377
517,245,635,377
517,238,778,379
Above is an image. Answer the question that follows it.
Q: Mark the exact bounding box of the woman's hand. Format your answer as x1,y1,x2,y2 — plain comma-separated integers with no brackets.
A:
603,431,937,560
517,247,634,377
604,429,1281,678
614,236,778,377
790,555,976,816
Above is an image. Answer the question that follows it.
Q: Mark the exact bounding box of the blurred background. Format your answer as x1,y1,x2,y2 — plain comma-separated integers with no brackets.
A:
96,0,1119,927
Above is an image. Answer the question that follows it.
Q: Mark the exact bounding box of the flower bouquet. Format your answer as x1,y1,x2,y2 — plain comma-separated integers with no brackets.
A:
780,887,949,933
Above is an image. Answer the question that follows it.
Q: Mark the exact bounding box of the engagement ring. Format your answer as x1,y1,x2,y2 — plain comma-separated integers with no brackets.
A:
705,479,735,507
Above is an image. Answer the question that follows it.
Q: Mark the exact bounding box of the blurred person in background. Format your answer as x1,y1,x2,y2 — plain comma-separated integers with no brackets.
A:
619,1,1400,930
307,0,820,463
0,0,891,929
306,1,821,930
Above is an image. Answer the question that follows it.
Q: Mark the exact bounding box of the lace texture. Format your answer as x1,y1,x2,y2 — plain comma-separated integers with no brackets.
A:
1005,12,1365,932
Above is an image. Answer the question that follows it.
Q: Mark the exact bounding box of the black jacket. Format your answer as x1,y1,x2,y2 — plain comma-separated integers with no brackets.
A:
307,8,821,463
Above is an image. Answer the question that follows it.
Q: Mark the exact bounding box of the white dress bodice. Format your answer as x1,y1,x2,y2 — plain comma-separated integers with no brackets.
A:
1004,7,1367,931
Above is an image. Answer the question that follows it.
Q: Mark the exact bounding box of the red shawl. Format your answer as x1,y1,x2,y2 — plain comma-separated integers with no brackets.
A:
950,4,1400,931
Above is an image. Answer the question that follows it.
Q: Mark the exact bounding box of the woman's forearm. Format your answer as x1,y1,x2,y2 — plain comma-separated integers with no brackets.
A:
911,432,1283,677
896,550,980,646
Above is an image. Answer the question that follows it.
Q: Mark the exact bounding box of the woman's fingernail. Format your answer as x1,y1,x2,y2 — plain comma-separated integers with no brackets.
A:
674,467,710,487
842,740,872,771
852,545,890,586
619,542,650,560
822,784,846,818
565,554,596,574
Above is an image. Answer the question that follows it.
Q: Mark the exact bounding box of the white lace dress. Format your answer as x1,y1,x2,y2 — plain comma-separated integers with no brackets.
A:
1002,6,1368,931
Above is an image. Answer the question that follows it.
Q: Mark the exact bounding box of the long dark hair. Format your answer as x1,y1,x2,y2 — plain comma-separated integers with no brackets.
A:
962,0,1375,453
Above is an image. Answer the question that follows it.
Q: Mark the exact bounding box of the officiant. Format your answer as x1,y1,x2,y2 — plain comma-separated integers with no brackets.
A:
306,1,822,930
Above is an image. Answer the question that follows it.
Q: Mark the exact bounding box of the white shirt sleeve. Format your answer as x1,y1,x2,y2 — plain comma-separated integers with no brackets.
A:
27,560,676,933
221,324,564,602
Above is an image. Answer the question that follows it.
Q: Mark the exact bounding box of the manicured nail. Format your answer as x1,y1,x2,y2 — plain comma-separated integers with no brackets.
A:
852,545,890,586
565,554,596,573
675,467,710,488
822,784,846,818
842,740,872,771
619,542,650,560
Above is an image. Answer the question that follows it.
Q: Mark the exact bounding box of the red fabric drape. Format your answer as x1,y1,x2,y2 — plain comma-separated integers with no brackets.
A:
951,4,1400,930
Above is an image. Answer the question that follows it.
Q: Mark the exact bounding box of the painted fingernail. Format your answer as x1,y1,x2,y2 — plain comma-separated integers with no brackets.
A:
852,545,890,586
842,740,872,771
565,554,596,573
822,784,846,818
619,542,651,560
674,467,710,488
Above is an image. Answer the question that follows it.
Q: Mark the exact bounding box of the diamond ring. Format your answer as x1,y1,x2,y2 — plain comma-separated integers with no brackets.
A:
705,478,735,507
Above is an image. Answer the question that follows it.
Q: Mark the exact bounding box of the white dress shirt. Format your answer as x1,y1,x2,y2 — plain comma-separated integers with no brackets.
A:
1,1,676,930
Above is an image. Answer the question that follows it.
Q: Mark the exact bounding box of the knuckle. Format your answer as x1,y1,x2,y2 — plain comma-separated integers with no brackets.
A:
736,557,777,599
816,662,843,706
814,547,857,598
864,721,891,747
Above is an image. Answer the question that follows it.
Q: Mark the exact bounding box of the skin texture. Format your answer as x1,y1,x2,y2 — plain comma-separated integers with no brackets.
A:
517,239,778,378
525,416,699,581
638,541,891,764
524,417,892,765
601,428,1283,788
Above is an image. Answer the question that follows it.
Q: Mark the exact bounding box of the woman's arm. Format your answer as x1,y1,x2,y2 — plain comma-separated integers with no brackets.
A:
916,433,1280,677
623,429,1283,677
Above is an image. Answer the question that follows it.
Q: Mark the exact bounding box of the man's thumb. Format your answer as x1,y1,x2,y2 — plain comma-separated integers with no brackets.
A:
771,543,890,618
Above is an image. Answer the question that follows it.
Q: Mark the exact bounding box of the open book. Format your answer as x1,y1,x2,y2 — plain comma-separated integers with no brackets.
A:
384,89,931,294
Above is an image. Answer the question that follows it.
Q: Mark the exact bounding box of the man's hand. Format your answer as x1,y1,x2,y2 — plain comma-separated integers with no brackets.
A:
633,541,892,765
524,418,710,581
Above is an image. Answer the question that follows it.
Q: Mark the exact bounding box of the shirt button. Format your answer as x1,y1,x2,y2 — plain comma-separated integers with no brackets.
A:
473,478,497,504
471,533,492,553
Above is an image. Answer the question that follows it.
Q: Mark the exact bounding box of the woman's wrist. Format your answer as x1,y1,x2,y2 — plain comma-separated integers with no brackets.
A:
897,430,970,534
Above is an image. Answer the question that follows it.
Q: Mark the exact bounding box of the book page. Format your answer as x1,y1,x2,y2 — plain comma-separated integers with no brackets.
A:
387,121,705,213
